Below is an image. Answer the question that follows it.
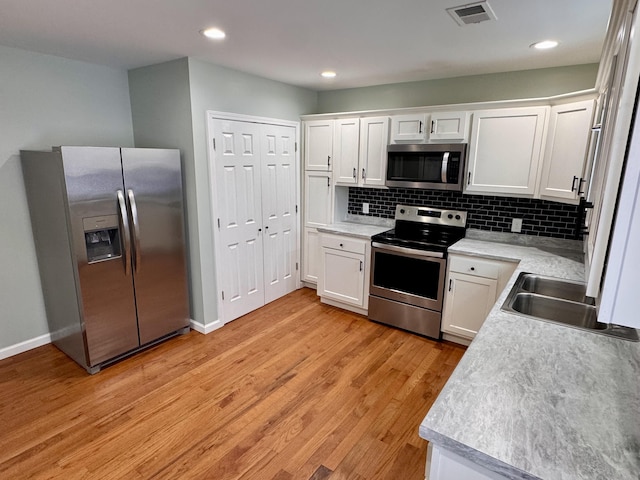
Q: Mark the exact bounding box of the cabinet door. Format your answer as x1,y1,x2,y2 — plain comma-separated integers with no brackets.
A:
390,113,428,142
429,111,470,142
538,100,595,201
466,107,548,195
304,171,332,227
334,118,360,185
319,247,366,307
441,271,497,340
304,120,333,171
303,227,321,283
360,116,390,187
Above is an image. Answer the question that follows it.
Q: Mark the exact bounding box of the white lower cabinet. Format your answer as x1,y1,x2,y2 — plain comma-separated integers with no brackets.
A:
426,444,508,480
303,227,322,283
441,254,517,342
318,233,370,314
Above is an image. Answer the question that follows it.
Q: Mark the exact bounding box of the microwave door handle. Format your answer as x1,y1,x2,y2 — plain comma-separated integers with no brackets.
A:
441,152,450,183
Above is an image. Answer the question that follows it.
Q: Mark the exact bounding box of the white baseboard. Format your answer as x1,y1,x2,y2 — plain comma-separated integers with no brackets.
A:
0,333,52,361
190,318,225,334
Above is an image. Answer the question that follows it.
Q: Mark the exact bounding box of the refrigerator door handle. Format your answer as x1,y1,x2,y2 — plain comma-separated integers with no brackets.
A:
117,190,132,276
127,189,142,273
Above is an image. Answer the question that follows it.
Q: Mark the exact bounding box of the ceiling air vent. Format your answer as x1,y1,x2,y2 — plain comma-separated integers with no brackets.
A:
447,1,497,26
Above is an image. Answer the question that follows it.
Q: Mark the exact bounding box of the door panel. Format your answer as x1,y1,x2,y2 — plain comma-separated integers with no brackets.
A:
60,146,139,365
120,148,190,345
261,124,298,303
212,120,266,321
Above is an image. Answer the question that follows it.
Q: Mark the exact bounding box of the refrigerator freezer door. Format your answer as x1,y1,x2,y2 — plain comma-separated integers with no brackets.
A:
60,146,140,366
121,148,190,344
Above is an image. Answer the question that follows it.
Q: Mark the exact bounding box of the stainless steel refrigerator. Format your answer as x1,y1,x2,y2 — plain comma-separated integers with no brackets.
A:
21,146,190,373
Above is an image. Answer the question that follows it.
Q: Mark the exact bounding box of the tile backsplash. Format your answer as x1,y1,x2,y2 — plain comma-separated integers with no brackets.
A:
347,187,580,239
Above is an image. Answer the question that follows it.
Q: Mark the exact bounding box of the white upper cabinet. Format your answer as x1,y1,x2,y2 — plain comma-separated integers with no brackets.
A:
331,116,389,187
333,118,360,184
538,100,595,202
429,111,471,142
304,120,333,171
466,106,548,196
304,171,332,227
390,113,428,142
359,116,390,187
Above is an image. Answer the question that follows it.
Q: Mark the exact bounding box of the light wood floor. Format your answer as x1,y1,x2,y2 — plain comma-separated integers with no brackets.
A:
0,288,466,480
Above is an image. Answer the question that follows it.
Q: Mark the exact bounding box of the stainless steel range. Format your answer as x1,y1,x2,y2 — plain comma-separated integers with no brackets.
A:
368,204,467,338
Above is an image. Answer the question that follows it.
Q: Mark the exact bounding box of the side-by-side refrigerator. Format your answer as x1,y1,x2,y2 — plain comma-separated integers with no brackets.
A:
21,146,190,373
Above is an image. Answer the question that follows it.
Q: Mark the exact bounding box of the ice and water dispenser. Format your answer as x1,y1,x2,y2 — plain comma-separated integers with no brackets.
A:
83,215,122,263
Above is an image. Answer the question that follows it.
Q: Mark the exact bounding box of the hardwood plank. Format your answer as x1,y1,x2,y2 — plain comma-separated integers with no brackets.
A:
0,287,465,479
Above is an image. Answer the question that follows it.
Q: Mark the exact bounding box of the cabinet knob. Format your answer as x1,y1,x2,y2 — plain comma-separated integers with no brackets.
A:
470,267,475,271
339,243,344,247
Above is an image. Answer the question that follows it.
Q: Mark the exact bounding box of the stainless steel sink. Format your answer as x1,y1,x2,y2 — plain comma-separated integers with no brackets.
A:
502,272,639,341
519,274,594,305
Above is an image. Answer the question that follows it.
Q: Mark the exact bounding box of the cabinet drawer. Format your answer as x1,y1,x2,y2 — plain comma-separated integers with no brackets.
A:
321,234,367,254
449,255,500,279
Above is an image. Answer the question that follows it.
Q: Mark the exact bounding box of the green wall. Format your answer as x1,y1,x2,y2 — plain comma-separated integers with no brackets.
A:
0,45,134,353
129,57,317,328
317,64,599,113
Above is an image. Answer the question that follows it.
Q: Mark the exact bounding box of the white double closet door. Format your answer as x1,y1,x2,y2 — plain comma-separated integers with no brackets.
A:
210,117,298,322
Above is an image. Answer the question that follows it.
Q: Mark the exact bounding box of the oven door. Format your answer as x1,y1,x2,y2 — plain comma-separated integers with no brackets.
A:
370,243,446,311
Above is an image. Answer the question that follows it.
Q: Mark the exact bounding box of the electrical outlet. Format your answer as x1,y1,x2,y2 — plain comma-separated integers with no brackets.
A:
511,218,523,233
362,202,369,214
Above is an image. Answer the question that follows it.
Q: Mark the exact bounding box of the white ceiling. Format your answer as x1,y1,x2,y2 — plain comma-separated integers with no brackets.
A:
0,0,613,91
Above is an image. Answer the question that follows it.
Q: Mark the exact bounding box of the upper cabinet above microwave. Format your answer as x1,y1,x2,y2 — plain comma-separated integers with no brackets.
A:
390,111,470,144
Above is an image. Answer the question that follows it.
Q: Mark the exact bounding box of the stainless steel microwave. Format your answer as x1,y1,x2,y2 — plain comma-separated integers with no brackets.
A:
386,143,467,191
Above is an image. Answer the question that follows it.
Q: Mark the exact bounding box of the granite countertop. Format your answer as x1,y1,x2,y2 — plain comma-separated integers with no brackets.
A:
420,236,640,480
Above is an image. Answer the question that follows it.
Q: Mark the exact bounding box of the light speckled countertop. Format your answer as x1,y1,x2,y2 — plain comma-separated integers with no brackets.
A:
316,220,392,239
420,237,640,480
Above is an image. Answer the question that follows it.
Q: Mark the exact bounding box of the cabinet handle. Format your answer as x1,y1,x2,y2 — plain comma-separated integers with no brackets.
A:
353,167,356,179
578,178,586,196
571,176,579,192
431,121,435,134
362,168,366,180
360,260,363,272
448,279,453,292
327,155,331,167
419,121,423,133
468,172,471,185
327,177,330,187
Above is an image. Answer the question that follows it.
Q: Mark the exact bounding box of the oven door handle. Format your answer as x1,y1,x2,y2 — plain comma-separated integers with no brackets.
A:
441,151,450,183
372,242,444,259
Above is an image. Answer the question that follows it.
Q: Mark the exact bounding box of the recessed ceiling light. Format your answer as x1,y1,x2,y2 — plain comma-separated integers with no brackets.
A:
531,40,559,50
321,71,337,78
202,28,226,40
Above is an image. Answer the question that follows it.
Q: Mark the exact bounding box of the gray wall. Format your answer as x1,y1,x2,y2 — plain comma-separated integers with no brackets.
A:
128,57,317,327
187,58,317,327
127,59,202,324
317,64,599,113
0,45,133,351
